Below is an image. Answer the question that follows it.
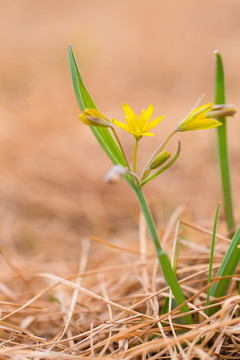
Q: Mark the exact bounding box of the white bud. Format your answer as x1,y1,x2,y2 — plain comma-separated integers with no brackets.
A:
105,165,128,184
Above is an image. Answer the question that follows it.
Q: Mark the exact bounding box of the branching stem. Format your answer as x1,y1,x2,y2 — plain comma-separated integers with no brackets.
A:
141,130,176,180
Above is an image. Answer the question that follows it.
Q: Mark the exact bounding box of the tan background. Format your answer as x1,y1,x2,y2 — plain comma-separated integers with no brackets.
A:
0,0,240,261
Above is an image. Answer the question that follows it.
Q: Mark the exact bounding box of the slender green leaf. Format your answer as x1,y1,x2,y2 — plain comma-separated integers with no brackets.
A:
68,45,129,168
205,202,220,315
161,297,169,316
68,45,96,111
215,51,235,236
209,226,240,315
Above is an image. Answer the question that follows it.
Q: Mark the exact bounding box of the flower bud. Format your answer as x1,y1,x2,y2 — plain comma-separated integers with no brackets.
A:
79,109,112,128
149,151,171,170
206,104,237,118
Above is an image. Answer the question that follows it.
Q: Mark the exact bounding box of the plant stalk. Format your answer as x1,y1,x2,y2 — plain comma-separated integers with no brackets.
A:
133,139,139,173
133,186,193,325
111,127,132,171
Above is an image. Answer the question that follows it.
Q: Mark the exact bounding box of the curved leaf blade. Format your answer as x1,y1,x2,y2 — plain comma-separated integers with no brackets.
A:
68,44,132,172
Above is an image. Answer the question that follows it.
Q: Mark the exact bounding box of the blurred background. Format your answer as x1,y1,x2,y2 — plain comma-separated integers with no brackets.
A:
0,0,240,263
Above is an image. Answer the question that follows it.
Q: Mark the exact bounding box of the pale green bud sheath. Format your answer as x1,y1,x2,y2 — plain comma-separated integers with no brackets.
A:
141,140,181,186
149,150,171,170
206,103,237,118
141,151,171,181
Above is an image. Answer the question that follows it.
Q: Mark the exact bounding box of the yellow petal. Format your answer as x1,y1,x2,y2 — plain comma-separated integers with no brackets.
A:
84,108,108,120
145,115,165,131
122,103,135,120
185,103,213,123
122,104,136,130
141,131,155,136
116,103,163,138
190,103,213,117
79,114,92,126
144,104,154,122
139,109,146,126
179,117,222,131
112,118,130,132
176,103,222,132
79,109,111,128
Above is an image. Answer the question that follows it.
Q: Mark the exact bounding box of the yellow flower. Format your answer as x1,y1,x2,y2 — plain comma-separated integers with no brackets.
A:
112,103,164,140
176,103,222,132
79,109,112,128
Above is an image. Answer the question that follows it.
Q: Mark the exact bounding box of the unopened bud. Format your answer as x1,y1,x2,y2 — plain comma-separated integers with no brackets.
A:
105,165,128,184
79,109,112,128
149,151,171,170
206,104,237,118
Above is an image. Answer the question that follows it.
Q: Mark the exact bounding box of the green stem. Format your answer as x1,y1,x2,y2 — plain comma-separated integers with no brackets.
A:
111,128,132,171
133,186,193,325
215,51,235,236
133,139,139,173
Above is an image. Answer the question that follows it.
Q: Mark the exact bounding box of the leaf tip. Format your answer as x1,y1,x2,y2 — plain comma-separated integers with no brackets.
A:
214,50,222,62
67,43,72,54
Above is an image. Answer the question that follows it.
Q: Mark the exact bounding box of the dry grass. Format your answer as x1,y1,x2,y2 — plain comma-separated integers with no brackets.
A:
0,210,240,359
1,1,240,358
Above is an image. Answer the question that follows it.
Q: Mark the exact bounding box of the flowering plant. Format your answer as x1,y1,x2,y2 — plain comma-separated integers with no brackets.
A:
68,45,238,325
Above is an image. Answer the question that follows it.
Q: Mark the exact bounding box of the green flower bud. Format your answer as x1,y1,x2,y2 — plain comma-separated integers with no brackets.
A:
149,151,171,170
